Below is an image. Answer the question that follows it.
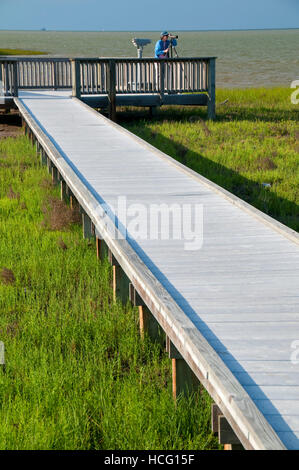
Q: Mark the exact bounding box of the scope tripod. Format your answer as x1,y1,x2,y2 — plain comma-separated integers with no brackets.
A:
169,39,179,58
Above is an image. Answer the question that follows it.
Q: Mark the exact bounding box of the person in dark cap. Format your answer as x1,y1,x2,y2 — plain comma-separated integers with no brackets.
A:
155,31,177,58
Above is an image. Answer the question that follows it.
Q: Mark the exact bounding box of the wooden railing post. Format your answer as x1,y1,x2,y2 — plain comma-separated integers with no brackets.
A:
160,60,165,96
108,59,116,122
3,62,9,96
71,59,81,99
207,58,216,120
167,338,200,400
52,61,58,90
12,61,18,97
0,63,3,96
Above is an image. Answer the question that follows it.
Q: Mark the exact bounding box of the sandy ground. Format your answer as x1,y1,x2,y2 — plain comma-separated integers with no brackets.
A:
0,109,22,139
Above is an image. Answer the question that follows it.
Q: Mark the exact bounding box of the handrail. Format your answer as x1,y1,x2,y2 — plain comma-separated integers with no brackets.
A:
0,56,216,119
71,57,213,95
73,57,216,119
0,60,18,97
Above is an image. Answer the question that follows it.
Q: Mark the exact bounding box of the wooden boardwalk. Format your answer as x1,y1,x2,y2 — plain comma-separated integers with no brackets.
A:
15,89,299,450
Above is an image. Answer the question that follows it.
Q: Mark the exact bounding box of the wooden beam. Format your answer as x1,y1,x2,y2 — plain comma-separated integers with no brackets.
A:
108,60,116,122
40,148,47,167
207,58,216,120
211,403,222,434
23,119,27,135
129,283,164,343
223,444,244,450
218,415,243,449
149,106,158,118
47,156,52,174
71,59,81,99
12,61,18,97
129,282,144,307
70,193,79,211
82,212,93,239
60,180,68,203
108,250,130,304
160,61,165,96
96,237,108,261
168,339,200,399
212,404,243,449
51,165,59,185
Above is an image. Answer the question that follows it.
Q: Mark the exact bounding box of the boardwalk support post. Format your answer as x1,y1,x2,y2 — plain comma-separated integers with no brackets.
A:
96,237,108,261
51,166,59,185
108,250,130,304
207,58,216,120
108,60,116,122
129,284,164,343
211,404,243,450
82,212,93,239
167,338,200,400
71,59,81,99
47,156,53,174
60,180,68,202
69,192,79,211
40,148,47,166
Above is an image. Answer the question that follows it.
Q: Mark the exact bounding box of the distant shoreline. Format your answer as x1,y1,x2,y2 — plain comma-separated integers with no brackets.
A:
0,27,298,33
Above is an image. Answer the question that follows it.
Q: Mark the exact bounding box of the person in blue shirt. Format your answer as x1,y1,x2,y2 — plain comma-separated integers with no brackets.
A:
155,31,177,58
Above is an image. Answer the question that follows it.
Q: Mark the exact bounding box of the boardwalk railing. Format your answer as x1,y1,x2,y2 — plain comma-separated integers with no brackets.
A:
0,60,18,97
72,58,216,119
0,56,216,119
17,58,72,89
71,57,212,95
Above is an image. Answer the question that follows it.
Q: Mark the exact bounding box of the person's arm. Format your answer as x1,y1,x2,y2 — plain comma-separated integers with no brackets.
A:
167,39,177,48
155,40,167,58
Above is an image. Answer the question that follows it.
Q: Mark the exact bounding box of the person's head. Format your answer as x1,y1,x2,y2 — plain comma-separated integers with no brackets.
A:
160,31,169,41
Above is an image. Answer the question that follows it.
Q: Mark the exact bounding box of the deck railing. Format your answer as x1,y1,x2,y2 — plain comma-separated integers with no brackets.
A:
17,58,72,89
0,60,18,97
1,58,72,95
71,57,215,119
0,56,216,119
71,58,211,95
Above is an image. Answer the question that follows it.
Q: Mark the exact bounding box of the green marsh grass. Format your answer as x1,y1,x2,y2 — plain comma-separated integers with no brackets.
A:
0,136,218,450
121,87,299,231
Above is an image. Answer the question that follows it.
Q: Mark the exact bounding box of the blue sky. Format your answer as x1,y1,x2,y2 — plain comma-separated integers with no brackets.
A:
0,0,298,31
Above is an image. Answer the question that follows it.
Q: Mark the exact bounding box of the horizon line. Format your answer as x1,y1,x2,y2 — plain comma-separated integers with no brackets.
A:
0,27,298,33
